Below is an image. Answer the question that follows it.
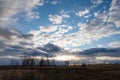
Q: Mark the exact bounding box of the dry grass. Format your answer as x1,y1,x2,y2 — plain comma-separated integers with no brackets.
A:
0,64,120,80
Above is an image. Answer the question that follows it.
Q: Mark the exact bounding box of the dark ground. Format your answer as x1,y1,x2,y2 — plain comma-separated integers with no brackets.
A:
0,64,120,80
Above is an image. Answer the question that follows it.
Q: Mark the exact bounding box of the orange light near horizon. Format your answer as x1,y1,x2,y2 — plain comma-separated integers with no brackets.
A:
96,56,120,61
54,55,81,61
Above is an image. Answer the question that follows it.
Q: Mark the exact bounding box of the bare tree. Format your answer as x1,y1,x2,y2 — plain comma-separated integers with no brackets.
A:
50,59,56,66
22,56,36,66
39,58,45,66
64,61,69,66
10,59,19,66
45,56,50,66
81,63,86,70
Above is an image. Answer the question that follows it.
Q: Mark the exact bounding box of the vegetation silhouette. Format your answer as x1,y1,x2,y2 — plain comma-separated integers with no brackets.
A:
0,57,120,80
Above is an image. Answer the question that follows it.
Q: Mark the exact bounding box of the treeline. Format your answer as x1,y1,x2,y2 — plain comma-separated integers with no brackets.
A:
9,57,55,66
8,56,70,67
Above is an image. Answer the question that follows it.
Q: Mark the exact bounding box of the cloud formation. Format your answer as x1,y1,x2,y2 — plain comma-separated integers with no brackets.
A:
30,17,120,50
48,10,70,24
108,41,120,48
1,43,120,64
93,0,120,28
0,0,43,27
0,0,120,64
76,9,89,17
51,0,58,5
78,47,120,63
49,14,63,24
0,0,42,59
79,48,120,57
108,0,120,27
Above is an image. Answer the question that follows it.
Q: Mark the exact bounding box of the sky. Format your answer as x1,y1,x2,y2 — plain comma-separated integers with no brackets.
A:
0,0,120,64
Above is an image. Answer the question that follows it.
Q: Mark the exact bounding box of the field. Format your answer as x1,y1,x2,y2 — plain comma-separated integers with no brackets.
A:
0,64,120,80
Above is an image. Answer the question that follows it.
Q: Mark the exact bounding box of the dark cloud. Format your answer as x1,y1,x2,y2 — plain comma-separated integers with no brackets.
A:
79,48,120,57
23,49,48,57
0,42,120,65
0,27,33,40
0,45,25,56
0,27,15,39
21,34,33,38
0,40,6,48
0,43,61,58
0,27,34,59
37,43,61,53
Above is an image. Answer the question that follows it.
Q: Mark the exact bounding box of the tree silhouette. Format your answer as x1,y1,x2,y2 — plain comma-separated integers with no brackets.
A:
64,61,69,66
39,58,45,66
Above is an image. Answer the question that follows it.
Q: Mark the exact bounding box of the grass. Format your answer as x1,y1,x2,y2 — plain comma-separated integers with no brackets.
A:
0,64,120,80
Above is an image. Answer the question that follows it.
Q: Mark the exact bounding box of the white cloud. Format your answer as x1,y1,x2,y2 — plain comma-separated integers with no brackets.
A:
90,0,103,8
75,9,89,17
0,0,43,27
27,11,40,20
29,30,41,36
94,11,108,22
51,0,58,5
91,0,103,5
93,0,120,28
48,10,70,24
60,10,70,18
79,19,120,40
108,41,120,48
108,0,120,27
84,14,91,19
30,17,120,51
77,22,85,27
58,18,120,49
94,12,98,17
49,14,63,24
97,45,103,48
29,24,74,48
39,25,58,33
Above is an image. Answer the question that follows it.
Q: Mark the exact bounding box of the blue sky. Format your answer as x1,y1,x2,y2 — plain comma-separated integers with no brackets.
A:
15,0,119,51
0,0,120,64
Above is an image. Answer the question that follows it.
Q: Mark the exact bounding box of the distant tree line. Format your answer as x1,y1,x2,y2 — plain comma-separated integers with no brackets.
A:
22,57,57,66
8,56,88,70
9,56,70,67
